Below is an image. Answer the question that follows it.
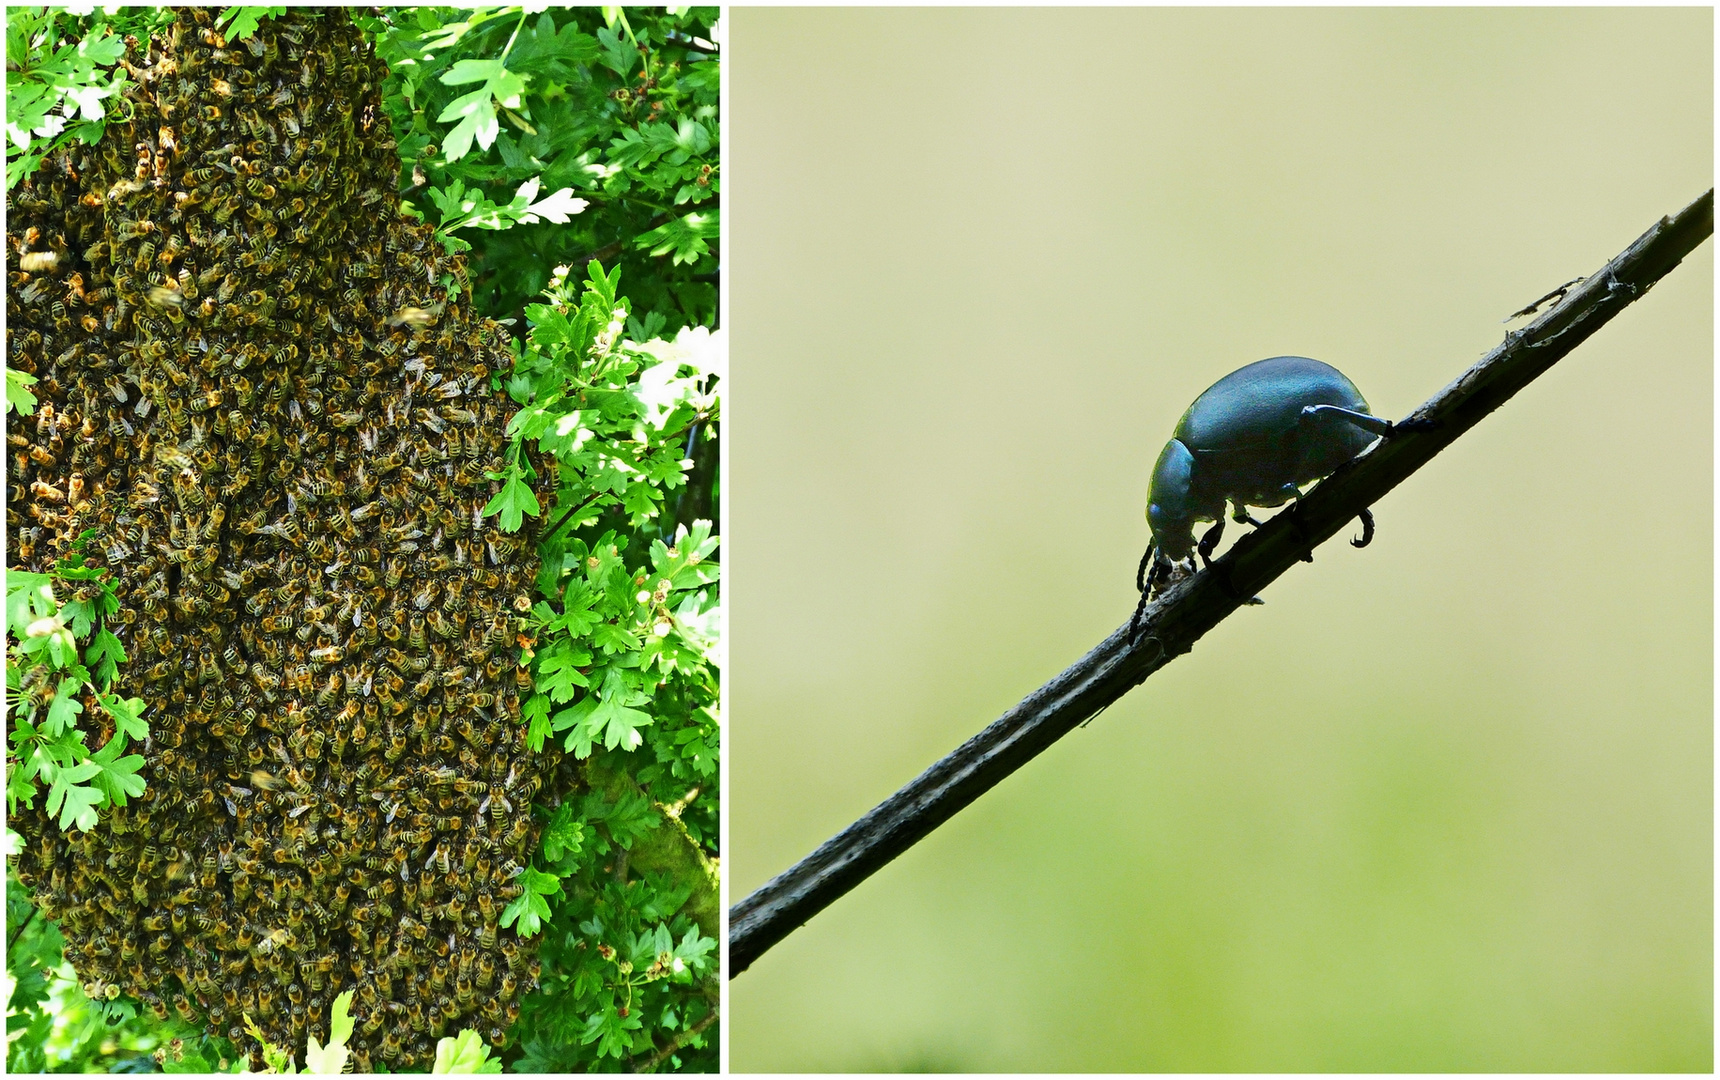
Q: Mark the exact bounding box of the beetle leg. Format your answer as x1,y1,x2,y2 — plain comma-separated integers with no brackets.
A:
1230,501,1266,529
1350,507,1375,548
1209,560,1268,608
1285,502,1316,562
1196,520,1224,567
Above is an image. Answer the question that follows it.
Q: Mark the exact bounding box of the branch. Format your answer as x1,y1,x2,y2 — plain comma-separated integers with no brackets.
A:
540,490,606,544
728,189,1714,978
631,1007,718,1073
8,907,39,952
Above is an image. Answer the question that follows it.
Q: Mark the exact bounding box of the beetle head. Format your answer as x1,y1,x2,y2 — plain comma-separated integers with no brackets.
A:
1147,438,1198,560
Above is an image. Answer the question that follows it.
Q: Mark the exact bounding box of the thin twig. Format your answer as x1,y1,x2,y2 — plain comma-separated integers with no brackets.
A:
728,189,1714,978
632,1007,718,1073
8,907,39,952
540,490,606,545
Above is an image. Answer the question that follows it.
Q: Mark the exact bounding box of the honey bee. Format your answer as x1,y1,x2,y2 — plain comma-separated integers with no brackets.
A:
384,305,439,330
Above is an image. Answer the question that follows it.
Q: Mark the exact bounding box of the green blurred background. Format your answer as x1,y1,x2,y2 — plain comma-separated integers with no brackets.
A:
728,8,1711,1072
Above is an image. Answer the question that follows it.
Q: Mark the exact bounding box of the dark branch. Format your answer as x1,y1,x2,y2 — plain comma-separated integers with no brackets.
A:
631,1007,718,1073
540,490,606,545
8,907,39,953
728,189,1714,978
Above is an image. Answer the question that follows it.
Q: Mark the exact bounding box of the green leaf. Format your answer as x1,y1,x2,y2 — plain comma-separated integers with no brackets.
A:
556,579,602,637
589,695,652,752
541,802,585,863
438,88,500,163
7,571,53,630
85,628,125,687
595,24,635,77
590,622,641,655
60,597,96,638
43,678,84,738
481,475,541,533
673,926,716,975
7,367,39,415
521,865,563,898
580,1002,643,1059
636,210,719,266
48,777,103,832
432,1028,503,1073
303,989,354,1074
439,58,509,86
8,739,46,810
553,697,598,758
534,638,591,704
500,888,552,938
585,786,659,850
88,733,146,809
96,693,148,741
522,692,553,751
217,7,287,42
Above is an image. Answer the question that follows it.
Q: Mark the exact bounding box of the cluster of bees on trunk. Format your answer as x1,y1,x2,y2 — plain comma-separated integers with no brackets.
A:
7,9,562,1069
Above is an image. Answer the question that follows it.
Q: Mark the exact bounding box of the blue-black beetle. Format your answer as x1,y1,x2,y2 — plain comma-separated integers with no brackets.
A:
1130,356,1410,639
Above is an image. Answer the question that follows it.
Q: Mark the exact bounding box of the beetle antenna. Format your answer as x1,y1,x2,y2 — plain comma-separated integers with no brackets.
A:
1135,541,1156,594
1130,547,1166,646
1128,585,1151,646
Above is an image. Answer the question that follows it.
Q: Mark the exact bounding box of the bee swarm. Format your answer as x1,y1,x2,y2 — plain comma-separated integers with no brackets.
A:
7,9,557,1069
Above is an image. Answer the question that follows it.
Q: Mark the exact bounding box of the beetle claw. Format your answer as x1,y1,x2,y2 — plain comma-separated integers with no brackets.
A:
1350,507,1375,548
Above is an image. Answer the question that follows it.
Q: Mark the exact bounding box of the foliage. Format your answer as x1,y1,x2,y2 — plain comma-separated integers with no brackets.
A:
359,6,721,327
6,533,148,833
232,990,504,1075
7,366,41,415
484,259,722,1070
507,260,721,818
508,771,718,1072
214,6,286,44
432,1030,506,1074
4,6,128,191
